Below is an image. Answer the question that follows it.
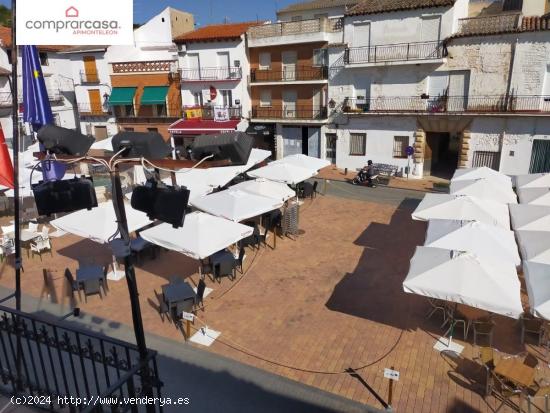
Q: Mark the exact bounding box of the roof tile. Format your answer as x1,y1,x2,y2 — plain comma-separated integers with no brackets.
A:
278,0,360,14
174,22,262,43
347,0,456,16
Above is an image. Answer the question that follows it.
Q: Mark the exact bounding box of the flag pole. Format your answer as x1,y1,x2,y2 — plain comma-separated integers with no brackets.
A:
11,0,21,312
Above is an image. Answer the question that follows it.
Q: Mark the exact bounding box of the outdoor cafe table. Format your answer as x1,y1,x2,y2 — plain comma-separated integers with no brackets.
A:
494,357,536,389
162,282,195,313
7,230,41,257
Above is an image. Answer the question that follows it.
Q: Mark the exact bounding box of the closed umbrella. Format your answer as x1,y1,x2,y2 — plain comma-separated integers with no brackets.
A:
523,261,550,320
231,178,296,202
452,167,512,187
412,194,510,229
509,204,550,231
515,173,550,189
515,230,550,265
450,178,517,204
517,187,550,206
425,219,520,266
248,162,316,185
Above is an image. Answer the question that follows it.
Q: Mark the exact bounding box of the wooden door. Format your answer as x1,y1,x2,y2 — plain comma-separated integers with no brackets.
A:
83,56,98,82
88,89,102,114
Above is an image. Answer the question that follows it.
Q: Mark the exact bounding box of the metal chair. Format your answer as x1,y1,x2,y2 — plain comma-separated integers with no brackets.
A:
236,247,246,274
195,279,206,310
474,346,496,397
312,181,319,197
521,314,546,345
83,279,102,302
302,182,314,199
426,298,447,325
64,269,81,301
215,259,236,282
473,319,495,347
155,290,170,322
491,371,523,412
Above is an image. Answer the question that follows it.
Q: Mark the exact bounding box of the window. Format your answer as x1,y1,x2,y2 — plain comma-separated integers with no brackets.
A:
153,104,167,117
39,52,49,66
393,136,409,158
116,105,134,118
193,91,204,106
220,90,233,107
313,49,328,67
259,52,271,70
349,133,366,156
124,128,135,132
147,128,159,133
260,90,272,107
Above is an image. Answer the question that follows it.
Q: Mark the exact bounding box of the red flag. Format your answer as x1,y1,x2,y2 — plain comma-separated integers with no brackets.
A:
0,125,14,189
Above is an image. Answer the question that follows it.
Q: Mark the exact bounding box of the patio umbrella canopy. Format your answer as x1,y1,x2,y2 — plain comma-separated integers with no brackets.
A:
403,246,523,318
515,173,550,189
273,154,330,172
451,166,513,187
231,178,296,202
90,137,114,151
248,162,317,185
523,261,550,320
140,211,253,260
517,187,550,206
412,194,511,229
509,204,550,231
425,219,520,266
191,189,283,222
515,230,550,265
51,202,150,244
449,178,518,204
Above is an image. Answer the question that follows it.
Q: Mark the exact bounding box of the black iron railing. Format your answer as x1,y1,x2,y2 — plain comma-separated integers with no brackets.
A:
78,103,110,116
183,105,242,120
344,41,444,64
341,95,550,114
0,304,162,412
180,67,242,81
252,105,327,120
117,116,181,124
251,66,328,82
80,71,100,84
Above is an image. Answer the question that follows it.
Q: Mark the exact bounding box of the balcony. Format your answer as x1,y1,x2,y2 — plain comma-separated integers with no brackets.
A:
340,95,550,114
251,105,327,120
180,66,242,82
112,60,177,74
79,70,100,84
457,13,520,36
247,17,343,47
344,41,444,66
251,66,328,83
117,114,181,124
78,103,110,117
183,105,242,120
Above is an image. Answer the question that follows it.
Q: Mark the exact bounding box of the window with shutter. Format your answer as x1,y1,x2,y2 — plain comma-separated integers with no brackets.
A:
349,133,366,156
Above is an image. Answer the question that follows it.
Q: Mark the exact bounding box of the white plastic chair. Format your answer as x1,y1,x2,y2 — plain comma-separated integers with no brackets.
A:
1,225,14,236
27,222,39,233
30,236,52,260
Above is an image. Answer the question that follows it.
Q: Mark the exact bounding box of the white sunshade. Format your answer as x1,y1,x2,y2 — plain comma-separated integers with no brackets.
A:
140,211,253,260
452,167,512,187
515,173,550,189
273,154,330,172
523,261,550,320
403,246,523,318
517,187,550,206
91,137,113,151
248,162,317,185
412,194,511,229
509,204,550,231
450,179,517,204
425,219,520,266
231,178,296,202
191,189,283,222
51,202,151,244
516,230,550,265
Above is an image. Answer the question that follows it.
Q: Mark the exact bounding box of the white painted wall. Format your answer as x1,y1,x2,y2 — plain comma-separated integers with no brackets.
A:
277,5,352,21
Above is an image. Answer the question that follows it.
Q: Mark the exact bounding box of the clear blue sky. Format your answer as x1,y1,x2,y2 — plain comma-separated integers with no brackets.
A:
1,0,300,26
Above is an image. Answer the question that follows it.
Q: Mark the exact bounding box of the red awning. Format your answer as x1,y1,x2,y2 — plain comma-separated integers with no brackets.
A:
168,119,240,136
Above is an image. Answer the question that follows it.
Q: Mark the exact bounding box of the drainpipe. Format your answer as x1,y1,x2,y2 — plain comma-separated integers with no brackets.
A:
505,36,519,107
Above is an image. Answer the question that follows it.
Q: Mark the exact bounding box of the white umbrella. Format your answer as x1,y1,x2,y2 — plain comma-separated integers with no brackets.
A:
191,189,283,222
91,137,113,151
273,154,330,172
452,167,512,187
403,246,523,318
509,204,550,231
450,178,517,204
523,261,550,320
412,194,510,229
140,211,253,260
515,173,550,189
231,179,296,202
133,165,147,185
515,231,550,265
248,162,316,185
425,219,520,266
517,187,550,206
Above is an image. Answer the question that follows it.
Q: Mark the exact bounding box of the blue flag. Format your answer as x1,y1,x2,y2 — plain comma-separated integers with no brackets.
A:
22,45,66,181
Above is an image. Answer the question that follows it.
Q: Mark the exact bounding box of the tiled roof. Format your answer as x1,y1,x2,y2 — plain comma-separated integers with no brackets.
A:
174,22,262,43
347,0,455,16
451,15,550,39
0,26,69,52
278,0,360,14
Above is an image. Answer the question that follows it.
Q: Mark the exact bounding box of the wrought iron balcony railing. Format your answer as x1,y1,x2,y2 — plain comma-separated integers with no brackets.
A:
344,41,444,65
183,105,242,120
341,95,550,114
457,13,520,36
78,103,110,116
248,17,342,39
180,66,242,81
79,70,100,84
252,105,328,120
251,66,328,82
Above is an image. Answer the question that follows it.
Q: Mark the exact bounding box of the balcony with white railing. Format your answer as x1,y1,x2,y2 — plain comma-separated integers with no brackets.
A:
344,41,445,66
180,66,242,82
247,17,343,47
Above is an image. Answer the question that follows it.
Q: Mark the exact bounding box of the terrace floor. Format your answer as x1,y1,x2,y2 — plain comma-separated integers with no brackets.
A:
0,185,548,412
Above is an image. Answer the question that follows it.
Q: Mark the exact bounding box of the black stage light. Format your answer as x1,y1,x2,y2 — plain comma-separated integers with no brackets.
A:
32,176,98,216
36,125,95,156
191,131,253,165
131,179,190,228
112,132,171,159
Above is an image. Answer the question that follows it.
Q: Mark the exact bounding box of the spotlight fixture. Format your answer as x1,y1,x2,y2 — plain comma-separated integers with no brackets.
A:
112,132,171,159
191,131,253,165
37,125,95,156
131,179,190,228
32,176,98,216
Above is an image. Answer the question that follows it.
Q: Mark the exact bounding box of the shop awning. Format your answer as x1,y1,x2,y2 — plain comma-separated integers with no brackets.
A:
108,87,136,106
140,86,169,105
168,119,240,136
